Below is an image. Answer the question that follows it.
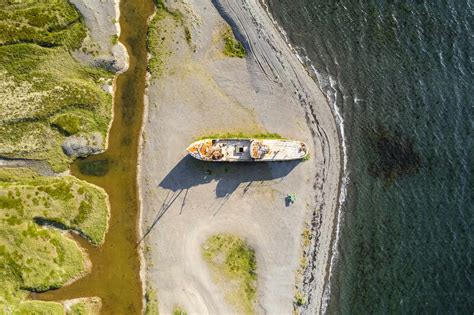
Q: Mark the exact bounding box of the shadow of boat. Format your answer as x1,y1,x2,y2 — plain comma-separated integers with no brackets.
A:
158,155,299,198
138,156,300,244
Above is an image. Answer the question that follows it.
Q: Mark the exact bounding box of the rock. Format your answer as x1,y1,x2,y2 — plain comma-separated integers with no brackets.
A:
62,132,104,158
111,43,129,74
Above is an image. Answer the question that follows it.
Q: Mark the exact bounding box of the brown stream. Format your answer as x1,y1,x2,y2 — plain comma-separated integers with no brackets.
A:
34,0,155,313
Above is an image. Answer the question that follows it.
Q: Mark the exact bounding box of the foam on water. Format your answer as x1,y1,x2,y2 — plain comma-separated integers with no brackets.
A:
261,1,350,311
263,0,473,313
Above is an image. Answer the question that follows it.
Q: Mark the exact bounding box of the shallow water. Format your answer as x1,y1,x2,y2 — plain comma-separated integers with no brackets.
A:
265,0,473,313
35,0,154,313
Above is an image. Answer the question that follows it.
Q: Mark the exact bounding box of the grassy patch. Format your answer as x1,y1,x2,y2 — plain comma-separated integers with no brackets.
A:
144,288,159,315
14,300,65,315
202,234,257,314
50,110,101,136
0,168,110,245
0,168,109,311
67,297,102,315
0,1,114,172
111,35,119,45
197,132,284,140
0,0,87,49
173,306,187,315
0,0,113,312
294,291,307,307
147,1,191,77
222,27,246,58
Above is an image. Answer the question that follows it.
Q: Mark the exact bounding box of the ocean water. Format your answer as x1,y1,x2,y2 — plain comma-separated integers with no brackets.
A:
264,0,473,313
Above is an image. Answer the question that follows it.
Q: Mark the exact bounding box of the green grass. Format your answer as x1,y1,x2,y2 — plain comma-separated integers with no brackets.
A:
5,297,102,315
294,291,307,307
0,168,109,245
111,35,119,45
173,306,187,315
13,300,65,314
147,1,191,77
50,109,101,136
67,297,102,314
147,4,170,76
197,132,284,140
144,288,159,315
202,234,257,314
0,168,109,312
0,1,112,312
222,27,246,58
0,1,114,172
0,0,87,50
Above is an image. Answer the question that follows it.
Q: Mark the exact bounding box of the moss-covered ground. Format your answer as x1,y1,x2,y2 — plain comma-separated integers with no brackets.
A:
197,132,284,140
172,306,187,315
10,297,101,315
144,288,159,315
0,1,114,313
67,297,102,315
202,234,257,314
222,26,246,58
147,1,191,77
0,0,113,172
0,168,109,313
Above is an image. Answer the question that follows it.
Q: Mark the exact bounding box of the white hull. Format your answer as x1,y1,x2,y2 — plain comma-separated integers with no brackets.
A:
186,139,308,162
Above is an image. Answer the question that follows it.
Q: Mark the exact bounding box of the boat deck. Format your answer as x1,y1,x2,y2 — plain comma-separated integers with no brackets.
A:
186,138,307,162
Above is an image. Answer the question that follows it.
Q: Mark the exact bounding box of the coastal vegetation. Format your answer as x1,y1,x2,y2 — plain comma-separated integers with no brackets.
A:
0,1,113,310
11,297,101,314
0,0,114,172
144,288,159,315
222,26,246,58
67,297,102,314
147,1,191,77
197,132,284,140
0,168,109,312
202,234,257,314
172,306,187,315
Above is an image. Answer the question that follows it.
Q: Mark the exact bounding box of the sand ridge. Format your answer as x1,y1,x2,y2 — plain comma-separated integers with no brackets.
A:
139,0,341,314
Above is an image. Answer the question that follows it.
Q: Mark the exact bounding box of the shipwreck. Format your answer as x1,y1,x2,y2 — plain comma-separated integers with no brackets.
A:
186,138,308,162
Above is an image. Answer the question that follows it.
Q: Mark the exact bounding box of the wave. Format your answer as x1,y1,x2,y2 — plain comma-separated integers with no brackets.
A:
260,1,349,313
312,65,349,315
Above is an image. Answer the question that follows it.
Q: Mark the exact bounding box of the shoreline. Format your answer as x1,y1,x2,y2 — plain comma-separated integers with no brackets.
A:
140,0,341,313
137,59,153,311
212,0,342,312
257,2,349,311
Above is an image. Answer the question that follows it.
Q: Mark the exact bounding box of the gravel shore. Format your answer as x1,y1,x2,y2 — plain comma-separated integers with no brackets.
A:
139,0,341,313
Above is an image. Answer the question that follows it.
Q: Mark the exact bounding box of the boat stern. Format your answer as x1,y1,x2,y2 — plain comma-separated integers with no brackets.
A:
299,141,308,159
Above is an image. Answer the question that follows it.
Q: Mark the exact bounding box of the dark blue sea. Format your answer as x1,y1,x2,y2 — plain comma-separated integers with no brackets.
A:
264,0,473,313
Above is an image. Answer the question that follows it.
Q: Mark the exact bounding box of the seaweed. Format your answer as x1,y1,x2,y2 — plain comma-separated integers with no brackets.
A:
368,126,421,183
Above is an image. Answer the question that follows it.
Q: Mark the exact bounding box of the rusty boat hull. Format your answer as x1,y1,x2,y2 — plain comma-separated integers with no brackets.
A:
186,139,308,162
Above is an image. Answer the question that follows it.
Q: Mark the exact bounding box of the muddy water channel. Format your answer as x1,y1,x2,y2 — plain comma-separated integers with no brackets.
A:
36,0,154,313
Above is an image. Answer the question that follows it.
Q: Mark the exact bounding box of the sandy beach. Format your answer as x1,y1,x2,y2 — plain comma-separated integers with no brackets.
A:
139,0,341,313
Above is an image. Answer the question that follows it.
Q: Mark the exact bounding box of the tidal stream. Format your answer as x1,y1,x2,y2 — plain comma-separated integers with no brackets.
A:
35,0,154,313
